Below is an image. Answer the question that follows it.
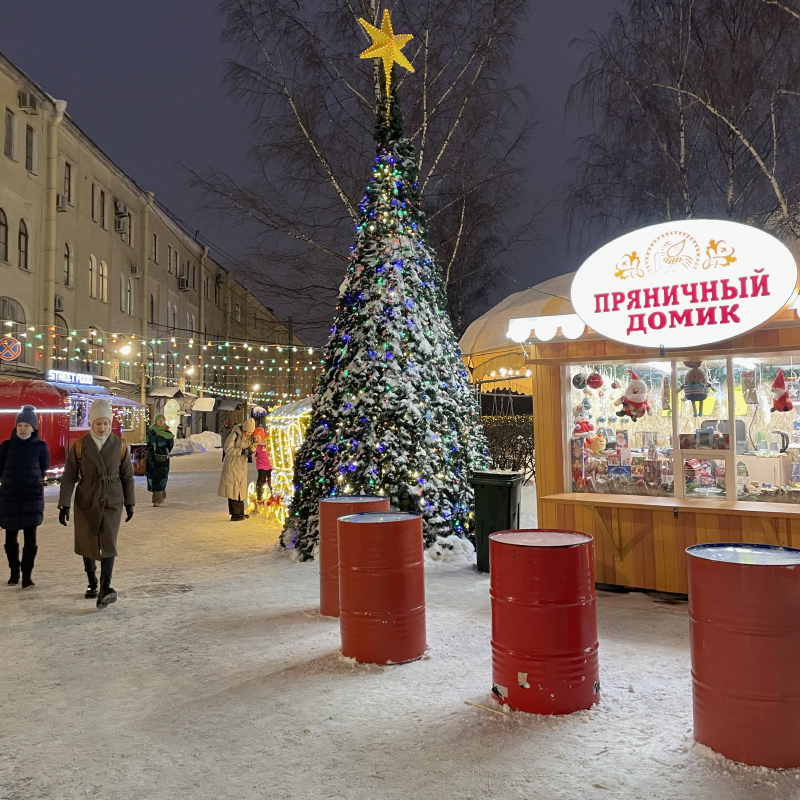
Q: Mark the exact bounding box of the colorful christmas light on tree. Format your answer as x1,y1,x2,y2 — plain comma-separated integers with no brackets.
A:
282,22,488,559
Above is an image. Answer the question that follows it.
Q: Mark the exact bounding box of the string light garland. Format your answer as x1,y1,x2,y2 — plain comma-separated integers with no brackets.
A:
282,54,489,560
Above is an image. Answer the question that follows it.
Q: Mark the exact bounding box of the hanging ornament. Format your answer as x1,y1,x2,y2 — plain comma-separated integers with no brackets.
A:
614,369,652,422
572,372,587,390
587,372,604,390
677,361,710,418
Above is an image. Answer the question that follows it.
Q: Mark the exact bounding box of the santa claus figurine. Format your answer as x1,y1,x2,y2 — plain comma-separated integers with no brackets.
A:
771,368,793,413
615,369,652,422
573,406,595,441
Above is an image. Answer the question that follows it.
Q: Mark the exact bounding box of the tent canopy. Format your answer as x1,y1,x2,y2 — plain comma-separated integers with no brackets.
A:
459,273,575,356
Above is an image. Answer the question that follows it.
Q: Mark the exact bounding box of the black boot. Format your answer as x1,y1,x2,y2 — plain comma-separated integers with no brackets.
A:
85,571,98,599
97,577,117,608
20,545,37,588
4,542,19,585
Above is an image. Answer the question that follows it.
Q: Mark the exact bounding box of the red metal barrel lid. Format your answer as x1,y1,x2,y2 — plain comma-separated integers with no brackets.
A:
320,495,386,504
490,529,592,548
338,511,421,524
687,542,800,566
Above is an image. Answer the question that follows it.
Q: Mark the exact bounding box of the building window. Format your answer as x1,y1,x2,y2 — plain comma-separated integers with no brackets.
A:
99,260,108,303
4,109,13,159
126,278,134,316
127,212,133,247
63,243,73,287
224,296,229,315
91,183,97,221
167,245,173,273
192,263,197,289
119,274,126,313
191,314,195,336
64,162,72,203
152,233,158,263
99,189,106,228
18,219,28,271
54,313,69,371
0,297,29,364
25,125,33,172
204,275,210,299
171,304,177,331
172,249,178,274
149,294,155,325
89,254,97,298
0,208,7,262
214,280,221,307
235,303,241,323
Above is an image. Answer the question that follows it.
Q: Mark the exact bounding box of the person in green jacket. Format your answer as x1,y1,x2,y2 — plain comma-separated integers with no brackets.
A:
146,415,174,507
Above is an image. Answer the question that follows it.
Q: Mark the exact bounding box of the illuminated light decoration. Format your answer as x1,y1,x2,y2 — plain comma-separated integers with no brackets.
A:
507,314,586,343
358,9,414,110
570,219,798,350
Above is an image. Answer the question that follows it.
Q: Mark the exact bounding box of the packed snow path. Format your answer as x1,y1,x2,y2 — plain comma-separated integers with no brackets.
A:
1,451,798,800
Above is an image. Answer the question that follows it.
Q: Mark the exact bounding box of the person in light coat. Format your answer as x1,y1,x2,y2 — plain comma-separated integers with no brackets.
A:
218,417,256,521
58,398,135,608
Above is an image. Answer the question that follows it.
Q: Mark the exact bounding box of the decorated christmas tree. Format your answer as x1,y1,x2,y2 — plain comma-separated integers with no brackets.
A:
281,12,488,560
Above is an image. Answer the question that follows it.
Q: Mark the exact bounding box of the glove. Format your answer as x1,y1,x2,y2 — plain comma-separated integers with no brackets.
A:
242,448,251,457
58,507,69,526
125,505,134,522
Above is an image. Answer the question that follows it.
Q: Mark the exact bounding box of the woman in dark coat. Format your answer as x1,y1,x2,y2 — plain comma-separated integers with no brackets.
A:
1,405,49,588
146,414,174,507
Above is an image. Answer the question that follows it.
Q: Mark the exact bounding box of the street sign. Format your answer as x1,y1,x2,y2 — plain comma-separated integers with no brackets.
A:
0,336,22,361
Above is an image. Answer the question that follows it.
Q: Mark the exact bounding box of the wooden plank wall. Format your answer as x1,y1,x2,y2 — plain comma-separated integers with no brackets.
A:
539,501,799,594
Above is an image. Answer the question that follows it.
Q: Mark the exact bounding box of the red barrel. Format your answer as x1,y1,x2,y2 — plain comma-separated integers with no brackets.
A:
687,543,800,768
319,495,390,617
338,512,426,665
490,529,599,715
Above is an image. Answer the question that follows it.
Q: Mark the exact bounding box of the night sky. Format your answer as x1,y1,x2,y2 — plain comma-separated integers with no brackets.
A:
0,0,618,330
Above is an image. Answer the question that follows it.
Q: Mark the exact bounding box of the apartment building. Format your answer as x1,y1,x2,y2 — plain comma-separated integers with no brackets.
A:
0,51,304,432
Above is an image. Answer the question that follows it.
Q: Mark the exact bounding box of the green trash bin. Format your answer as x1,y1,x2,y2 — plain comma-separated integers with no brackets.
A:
469,470,524,573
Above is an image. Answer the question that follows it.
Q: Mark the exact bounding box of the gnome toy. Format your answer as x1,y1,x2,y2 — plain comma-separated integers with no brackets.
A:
615,369,652,422
771,368,793,413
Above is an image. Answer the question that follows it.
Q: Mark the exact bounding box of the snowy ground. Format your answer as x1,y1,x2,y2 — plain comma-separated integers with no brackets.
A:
2,452,798,800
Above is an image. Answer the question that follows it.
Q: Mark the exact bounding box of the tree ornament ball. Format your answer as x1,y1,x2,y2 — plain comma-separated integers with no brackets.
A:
572,373,587,389
587,372,604,389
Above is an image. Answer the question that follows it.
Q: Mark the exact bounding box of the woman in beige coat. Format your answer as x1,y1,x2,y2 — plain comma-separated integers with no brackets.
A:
218,417,256,521
58,399,135,607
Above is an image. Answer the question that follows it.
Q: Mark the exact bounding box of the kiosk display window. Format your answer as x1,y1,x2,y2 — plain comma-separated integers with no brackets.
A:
566,355,800,504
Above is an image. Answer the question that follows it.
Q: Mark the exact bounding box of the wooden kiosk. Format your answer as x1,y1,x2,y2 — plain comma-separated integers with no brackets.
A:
509,221,800,594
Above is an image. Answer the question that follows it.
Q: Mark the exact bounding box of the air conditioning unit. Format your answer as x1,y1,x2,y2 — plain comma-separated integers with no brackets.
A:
178,276,190,291
215,273,224,285
114,217,128,234
114,199,128,217
54,295,64,312
130,264,141,277
56,193,68,212
18,91,39,114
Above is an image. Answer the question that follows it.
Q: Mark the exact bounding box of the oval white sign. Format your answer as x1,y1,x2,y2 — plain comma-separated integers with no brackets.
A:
570,220,798,349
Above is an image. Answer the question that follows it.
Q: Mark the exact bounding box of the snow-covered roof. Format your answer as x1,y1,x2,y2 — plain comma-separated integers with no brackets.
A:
266,396,313,420
459,273,575,356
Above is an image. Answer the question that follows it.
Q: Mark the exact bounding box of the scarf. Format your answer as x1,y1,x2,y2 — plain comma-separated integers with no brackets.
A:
150,416,174,440
91,432,111,452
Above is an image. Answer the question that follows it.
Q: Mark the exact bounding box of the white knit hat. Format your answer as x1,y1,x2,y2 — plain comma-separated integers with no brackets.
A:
242,417,256,434
89,398,113,424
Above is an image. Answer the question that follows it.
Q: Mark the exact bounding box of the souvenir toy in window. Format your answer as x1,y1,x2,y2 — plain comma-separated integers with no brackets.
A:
771,368,793,412
678,361,711,418
614,369,652,422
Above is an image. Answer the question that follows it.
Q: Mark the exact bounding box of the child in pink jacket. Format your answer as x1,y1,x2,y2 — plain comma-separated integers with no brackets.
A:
254,430,273,501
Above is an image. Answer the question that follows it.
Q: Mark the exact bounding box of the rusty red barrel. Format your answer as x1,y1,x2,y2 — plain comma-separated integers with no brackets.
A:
338,512,426,665
490,529,599,714
687,543,800,768
319,495,390,617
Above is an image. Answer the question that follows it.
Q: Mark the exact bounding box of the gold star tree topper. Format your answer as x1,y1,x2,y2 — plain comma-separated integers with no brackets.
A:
358,9,414,104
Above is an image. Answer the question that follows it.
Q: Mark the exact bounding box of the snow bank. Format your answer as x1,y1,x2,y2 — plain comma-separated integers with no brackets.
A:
189,431,221,450
425,534,476,565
